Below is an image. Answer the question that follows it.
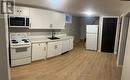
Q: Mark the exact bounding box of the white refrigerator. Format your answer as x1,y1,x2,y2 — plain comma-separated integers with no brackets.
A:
86,25,98,51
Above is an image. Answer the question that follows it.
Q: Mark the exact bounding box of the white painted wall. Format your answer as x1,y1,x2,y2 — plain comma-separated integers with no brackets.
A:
79,17,99,40
65,16,80,43
121,18,130,80
117,15,129,66
0,14,10,80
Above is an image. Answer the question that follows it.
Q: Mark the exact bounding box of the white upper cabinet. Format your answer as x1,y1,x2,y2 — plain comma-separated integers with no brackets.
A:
30,8,51,29
51,12,65,29
11,7,65,29
19,7,30,17
10,6,30,17
29,8,65,29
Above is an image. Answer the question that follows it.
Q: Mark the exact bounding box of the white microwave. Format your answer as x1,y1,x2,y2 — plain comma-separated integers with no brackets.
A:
9,16,30,28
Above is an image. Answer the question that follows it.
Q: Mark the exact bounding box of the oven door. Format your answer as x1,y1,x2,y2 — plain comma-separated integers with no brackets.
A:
26,18,30,26
11,46,31,60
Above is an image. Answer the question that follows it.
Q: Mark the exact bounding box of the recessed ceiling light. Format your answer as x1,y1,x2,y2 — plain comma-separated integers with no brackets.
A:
82,10,95,16
47,0,66,9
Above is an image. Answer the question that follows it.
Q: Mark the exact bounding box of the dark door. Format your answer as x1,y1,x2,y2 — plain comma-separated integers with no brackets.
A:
101,18,117,53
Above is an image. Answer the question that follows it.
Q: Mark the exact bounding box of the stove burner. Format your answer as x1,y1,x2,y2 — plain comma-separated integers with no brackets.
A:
11,40,18,44
12,40,16,42
22,39,29,43
10,33,31,46
12,41,18,44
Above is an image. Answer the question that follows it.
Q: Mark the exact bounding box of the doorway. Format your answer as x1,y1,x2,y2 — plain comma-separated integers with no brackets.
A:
101,18,118,53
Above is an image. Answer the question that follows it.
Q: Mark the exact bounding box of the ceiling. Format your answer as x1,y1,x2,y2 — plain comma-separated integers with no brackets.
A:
15,0,130,16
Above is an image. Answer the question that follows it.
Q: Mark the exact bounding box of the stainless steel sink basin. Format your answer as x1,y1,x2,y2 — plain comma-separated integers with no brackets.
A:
48,37,60,40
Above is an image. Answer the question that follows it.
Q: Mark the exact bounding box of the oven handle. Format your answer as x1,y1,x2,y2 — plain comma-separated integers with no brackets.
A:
11,45,31,48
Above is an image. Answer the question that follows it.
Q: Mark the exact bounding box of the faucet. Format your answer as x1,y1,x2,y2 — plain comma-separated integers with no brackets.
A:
51,30,56,38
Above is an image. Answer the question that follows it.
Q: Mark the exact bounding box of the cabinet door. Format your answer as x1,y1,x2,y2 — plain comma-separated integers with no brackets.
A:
30,8,51,29
19,7,30,17
10,6,29,17
10,6,20,16
51,12,65,29
32,43,47,61
62,39,70,53
55,41,62,55
86,34,97,50
69,38,74,50
47,42,56,58
47,41,62,58
41,43,47,59
15,7,20,16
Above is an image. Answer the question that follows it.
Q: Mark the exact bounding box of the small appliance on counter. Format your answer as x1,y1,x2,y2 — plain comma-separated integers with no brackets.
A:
10,33,31,67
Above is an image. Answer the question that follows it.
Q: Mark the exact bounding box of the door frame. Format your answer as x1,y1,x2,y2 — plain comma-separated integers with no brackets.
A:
121,12,130,80
117,12,130,67
98,16,119,53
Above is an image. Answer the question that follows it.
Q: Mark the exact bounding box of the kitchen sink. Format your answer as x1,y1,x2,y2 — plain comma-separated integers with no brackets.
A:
48,37,60,40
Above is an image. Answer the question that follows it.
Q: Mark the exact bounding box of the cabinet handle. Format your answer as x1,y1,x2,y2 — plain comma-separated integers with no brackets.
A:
30,23,31,27
44,47,46,51
39,44,40,46
50,24,53,28
55,45,58,49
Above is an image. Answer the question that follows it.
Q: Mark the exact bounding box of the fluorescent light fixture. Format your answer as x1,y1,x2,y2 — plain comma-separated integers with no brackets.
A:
82,10,95,16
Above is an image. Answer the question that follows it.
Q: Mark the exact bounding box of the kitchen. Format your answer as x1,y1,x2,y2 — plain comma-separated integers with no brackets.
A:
9,6,74,67
1,0,130,80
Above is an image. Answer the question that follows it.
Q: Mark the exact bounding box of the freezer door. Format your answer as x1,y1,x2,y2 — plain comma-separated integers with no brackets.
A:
86,34,97,50
86,25,98,34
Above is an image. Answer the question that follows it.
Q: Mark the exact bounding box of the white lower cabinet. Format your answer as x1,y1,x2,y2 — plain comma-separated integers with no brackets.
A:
62,39,70,53
55,41,63,55
47,41,62,58
62,38,74,53
31,37,74,60
32,43,47,61
69,38,74,50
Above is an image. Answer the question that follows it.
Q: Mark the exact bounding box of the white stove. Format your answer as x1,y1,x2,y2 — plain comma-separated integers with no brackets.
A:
10,33,31,47
10,33,31,67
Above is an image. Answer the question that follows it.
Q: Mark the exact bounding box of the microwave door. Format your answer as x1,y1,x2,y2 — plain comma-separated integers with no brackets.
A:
10,17,26,28
26,18,29,27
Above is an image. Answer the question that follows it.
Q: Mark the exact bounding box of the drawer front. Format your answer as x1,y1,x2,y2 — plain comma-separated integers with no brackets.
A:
11,57,31,67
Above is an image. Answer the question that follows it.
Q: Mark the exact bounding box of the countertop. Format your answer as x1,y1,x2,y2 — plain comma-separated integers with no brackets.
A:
30,36,74,44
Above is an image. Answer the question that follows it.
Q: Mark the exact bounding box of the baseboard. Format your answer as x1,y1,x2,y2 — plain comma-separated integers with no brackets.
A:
97,50,101,52
114,51,117,54
117,63,123,67
74,40,80,43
